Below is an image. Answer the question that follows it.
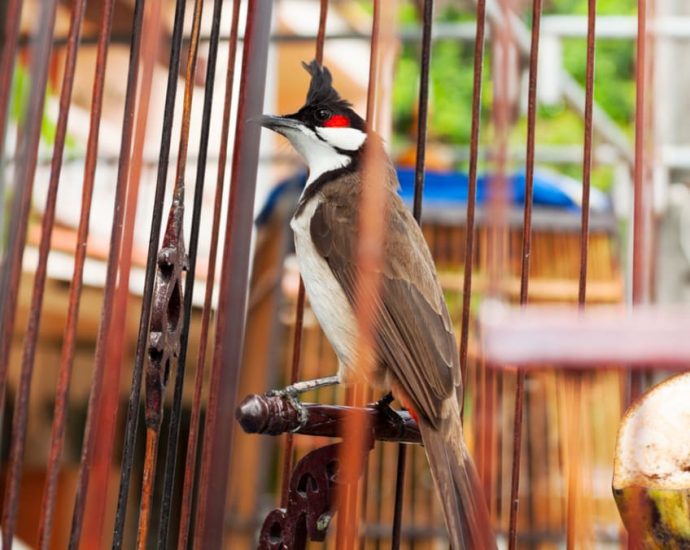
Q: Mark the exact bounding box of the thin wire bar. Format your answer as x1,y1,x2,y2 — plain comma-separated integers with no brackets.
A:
508,0,542,547
136,429,159,550
36,0,117,546
280,0,329,510
336,1,384,547
630,0,649,403
81,2,164,545
136,0,205,545
0,0,23,171
459,0,487,418
280,283,306,507
68,0,146,545
391,0,435,544
391,443,407,550
156,0,225,545
579,0,596,306
0,0,56,434
519,0,541,307
316,0,329,63
111,1,187,546
11,0,87,547
176,1,242,547
195,2,274,546
0,0,60,546
0,0,23,262
632,0,648,307
412,0,433,224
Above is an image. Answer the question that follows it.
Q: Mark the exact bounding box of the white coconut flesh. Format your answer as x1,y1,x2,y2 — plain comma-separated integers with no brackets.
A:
614,372,690,490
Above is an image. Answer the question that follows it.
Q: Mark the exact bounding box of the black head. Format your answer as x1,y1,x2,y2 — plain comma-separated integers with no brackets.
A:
293,60,367,132
260,61,369,183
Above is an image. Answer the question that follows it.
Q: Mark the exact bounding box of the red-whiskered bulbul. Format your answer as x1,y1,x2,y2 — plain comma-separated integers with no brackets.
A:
260,60,496,550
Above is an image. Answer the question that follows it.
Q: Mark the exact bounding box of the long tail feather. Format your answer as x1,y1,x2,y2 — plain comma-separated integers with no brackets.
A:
418,409,496,549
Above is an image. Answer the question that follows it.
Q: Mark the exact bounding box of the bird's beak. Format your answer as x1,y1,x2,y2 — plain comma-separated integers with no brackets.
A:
259,114,302,133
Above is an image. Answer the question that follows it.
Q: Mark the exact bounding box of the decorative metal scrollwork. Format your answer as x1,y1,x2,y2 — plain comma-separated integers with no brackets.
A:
258,441,373,549
146,198,188,428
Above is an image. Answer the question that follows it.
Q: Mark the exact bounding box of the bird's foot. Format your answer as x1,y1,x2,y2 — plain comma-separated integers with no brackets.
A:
269,375,340,398
268,376,340,432
373,392,405,428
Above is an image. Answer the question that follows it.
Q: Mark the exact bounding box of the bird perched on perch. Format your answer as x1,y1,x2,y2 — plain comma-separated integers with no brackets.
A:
260,60,495,549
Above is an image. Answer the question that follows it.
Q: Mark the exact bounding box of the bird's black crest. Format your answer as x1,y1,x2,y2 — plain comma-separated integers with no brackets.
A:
302,60,352,109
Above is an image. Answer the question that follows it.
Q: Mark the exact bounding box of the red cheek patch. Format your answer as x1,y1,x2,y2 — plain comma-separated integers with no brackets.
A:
324,114,350,128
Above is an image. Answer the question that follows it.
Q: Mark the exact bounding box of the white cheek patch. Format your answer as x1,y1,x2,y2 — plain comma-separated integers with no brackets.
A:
281,127,353,186
316,126,367,151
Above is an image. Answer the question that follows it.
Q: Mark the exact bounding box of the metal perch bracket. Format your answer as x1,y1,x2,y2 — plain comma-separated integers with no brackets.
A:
236,392,422,548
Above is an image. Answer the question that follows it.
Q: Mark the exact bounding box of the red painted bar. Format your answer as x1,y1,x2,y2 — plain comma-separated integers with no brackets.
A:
195,1,274,546
38,0,118,547
1,1,61,545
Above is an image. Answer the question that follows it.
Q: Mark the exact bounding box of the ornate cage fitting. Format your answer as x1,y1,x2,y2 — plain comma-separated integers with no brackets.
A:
146,199,188,430
236,393,421,549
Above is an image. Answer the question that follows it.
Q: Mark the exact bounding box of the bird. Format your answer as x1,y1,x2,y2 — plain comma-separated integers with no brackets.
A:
260,60,496,550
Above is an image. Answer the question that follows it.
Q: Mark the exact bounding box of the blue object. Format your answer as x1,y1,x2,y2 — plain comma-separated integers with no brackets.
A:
396,167,608,211
256,166,610,225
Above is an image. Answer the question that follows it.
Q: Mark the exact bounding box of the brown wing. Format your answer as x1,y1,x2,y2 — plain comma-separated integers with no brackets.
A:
310,187,459,429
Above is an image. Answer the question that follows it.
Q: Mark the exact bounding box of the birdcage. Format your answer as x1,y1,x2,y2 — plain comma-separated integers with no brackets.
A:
0,0,681,549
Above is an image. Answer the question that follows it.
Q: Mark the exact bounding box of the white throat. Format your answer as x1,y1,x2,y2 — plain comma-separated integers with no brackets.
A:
281,125,366,187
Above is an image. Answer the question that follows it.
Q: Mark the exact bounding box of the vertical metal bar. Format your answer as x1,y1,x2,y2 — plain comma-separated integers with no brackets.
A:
0,1,59,548
195,2,274,547
0,0,23,166
156,0,224,545
632,0,648,306
111,1,187,546
68,0,146,546
392,0,434,545
336,2,385,547
518,0,541,307
36,0,117,546
136,0,205,545
280,0,329,510
0,0,23,262
82,2,164,545
579,0,596,307
7,0,87,548
630,0,648,403
316,0,329,63
390,443,407,550
0,0,58,475
509,0,543,547
280,284,306,507
176,1,242,547
459,0,487,417
412,0,433,225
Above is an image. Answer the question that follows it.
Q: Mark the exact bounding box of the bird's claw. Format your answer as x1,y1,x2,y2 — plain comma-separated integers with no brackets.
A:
285,393,308,431
267,387,308,431
373,392,404,429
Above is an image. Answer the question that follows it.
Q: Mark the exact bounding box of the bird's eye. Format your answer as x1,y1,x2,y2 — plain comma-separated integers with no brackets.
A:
315,108,331,122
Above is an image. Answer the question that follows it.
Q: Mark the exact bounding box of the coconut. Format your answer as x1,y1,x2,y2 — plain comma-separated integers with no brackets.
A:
613,372,690,549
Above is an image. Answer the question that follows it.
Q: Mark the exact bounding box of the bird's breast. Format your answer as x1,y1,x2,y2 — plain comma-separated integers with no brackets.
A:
290,198,359,369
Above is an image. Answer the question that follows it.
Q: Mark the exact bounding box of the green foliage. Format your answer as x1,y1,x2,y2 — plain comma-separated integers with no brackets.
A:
9,64,80,155
391,0,636,191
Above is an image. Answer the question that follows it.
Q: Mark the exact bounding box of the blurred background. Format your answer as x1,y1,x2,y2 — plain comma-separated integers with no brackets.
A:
1,0,689,548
